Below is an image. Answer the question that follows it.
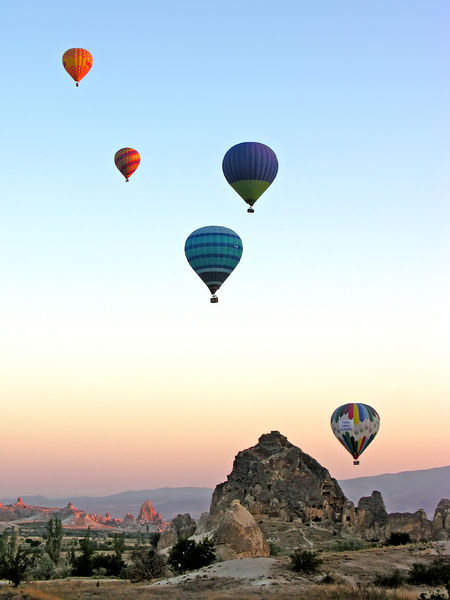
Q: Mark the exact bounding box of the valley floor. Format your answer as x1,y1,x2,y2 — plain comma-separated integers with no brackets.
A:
0,541,448,600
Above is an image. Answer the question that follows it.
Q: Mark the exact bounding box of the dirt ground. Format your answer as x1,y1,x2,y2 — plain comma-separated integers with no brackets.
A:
0,541,447,600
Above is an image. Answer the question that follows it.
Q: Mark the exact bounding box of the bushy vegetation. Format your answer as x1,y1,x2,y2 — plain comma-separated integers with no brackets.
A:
125,547,167,582
373,569,405,588
70,528,126,577
384,532,412,546
418,592,449,600
290,548,322,574
167,537,215,574
408,557,450,586
269,541,281,556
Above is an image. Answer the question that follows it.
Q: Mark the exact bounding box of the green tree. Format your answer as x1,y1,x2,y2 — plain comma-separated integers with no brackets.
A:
45,518,63,565
71,527,95,576
112,533,125,559
0,530,37,587
167,537,215,574
126,547,167,582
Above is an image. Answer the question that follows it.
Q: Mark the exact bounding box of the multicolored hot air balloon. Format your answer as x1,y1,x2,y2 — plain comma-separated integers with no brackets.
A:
114,148,141,182
185,226,243,303
330,403,380,465
62,48,93,86
222,142,278,213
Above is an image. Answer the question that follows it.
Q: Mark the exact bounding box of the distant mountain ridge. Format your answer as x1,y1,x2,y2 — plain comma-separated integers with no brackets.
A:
1,467,448,521
339,465,450,517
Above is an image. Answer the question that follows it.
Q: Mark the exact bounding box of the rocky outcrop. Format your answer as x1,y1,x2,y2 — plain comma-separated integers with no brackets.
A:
432,499,450,539
354,491,388,540
137,500,168,531
212,500,270,560
386,509,432,541
210,431,347,526
122,513,137,527
157,513,196,550
202,432,450,552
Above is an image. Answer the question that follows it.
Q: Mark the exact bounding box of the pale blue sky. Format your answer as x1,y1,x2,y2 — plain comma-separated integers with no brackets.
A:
0,1,449,495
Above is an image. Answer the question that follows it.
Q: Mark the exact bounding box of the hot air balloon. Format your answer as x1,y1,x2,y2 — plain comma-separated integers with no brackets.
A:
62,48,93,86
222,142,278,213
330,403,380,465
185,226,243,303
114,148,141,182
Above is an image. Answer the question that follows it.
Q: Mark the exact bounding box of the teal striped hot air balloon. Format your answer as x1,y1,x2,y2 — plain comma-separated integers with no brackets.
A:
185,226,243,303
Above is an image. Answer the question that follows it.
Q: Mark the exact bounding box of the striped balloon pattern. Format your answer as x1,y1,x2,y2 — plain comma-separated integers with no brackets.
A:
114,148,141,181
330,403,380,462
185,226,243,297
62,48,93,86
222,142,278,210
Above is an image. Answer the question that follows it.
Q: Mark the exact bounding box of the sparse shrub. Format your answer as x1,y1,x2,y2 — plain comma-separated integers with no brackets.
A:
269,541,281,556
408,557,450,586
167,537,215,574
290,548,322,574
322,572,335,584
373,569,405,588
385,532,411,546
418,592,448,600
125,547,167,582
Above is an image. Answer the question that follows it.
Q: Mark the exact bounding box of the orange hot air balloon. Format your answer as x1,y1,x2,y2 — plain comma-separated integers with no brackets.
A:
114,148,141,182
62,48,93,86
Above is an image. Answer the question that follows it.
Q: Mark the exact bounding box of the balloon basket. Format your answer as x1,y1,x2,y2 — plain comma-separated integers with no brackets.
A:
247,207,255,213
210,295,218,304
353,460,360,466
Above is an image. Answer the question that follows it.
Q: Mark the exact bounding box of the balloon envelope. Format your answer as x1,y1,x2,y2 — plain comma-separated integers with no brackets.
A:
114,148,141,181
222,142,278,209
62,48,93,85
185,226,243,297
330,403,380,461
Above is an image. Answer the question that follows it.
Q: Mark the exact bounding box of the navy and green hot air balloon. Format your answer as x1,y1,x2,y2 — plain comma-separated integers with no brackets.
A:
222,142,278,213
185,226,243,303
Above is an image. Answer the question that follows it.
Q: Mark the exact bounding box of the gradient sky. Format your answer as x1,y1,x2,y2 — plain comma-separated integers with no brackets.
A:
0,1,449,497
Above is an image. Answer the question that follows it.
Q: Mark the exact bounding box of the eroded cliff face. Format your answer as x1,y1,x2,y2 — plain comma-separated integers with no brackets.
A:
210,431,347,525
341,491,435,541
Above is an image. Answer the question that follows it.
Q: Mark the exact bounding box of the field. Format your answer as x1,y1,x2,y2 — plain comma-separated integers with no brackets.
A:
0,541,448,600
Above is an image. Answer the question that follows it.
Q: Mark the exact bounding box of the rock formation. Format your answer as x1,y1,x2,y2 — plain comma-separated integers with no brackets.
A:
200,431,450,554
210,431,347,525
432,499,450,539
211,500,270,560
122,513,137,527
157,513,196,550
137,499,168,531
0,497,167,531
